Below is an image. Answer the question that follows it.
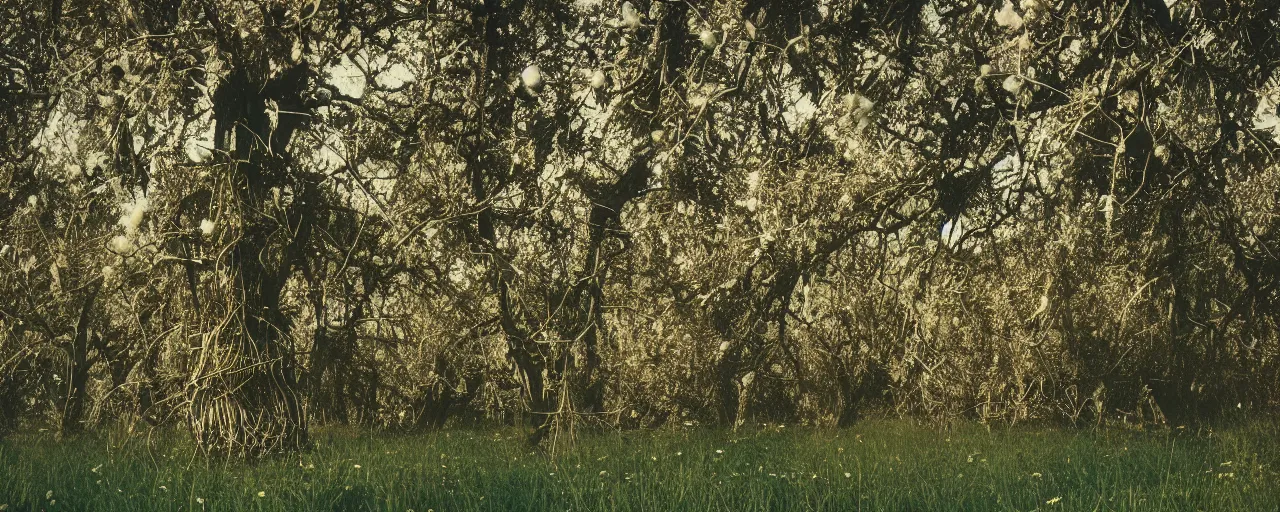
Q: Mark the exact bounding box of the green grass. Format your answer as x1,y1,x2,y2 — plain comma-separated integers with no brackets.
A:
1,420,1278,511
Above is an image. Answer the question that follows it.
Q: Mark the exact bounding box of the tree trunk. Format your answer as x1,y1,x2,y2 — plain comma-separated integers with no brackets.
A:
188,65,314,456
59,285,97,436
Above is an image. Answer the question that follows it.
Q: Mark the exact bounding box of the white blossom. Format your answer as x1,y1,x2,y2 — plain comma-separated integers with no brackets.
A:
589,69,607,89
994,0,1024,30
186,139,212,163
200,219,215,236
620,1,641,29
844,93,876,130
521,64,543,92
118,196,149,234
109,235,134,254
699,29,719,49
1017,32,1032,50
1002,74,1024,95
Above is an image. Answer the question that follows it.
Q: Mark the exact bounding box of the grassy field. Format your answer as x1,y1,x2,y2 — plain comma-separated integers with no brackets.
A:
1,420,1277,511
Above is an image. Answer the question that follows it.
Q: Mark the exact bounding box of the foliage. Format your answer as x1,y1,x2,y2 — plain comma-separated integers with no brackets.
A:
1,0,1278,452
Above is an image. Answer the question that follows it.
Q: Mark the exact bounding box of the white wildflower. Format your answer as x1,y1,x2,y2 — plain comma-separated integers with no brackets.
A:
199,219,215,236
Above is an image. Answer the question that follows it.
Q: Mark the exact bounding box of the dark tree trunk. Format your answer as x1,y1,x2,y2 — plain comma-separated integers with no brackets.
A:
837,358,888,427
191,63,315,455
59,285,97,436
573,152,655,414
716,346,744,425
462,0,563,447
415,354,483,430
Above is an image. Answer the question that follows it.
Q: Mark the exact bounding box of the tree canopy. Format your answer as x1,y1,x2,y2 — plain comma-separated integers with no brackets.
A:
2,0,1278,455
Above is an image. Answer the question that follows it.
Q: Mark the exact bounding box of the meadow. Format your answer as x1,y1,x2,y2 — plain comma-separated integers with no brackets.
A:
2,420,1277,511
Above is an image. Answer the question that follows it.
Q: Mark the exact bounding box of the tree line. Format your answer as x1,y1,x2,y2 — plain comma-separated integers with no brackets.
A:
2,0,1278,455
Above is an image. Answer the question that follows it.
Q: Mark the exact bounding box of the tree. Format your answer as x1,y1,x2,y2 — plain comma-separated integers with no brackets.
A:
2,0,1276,452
